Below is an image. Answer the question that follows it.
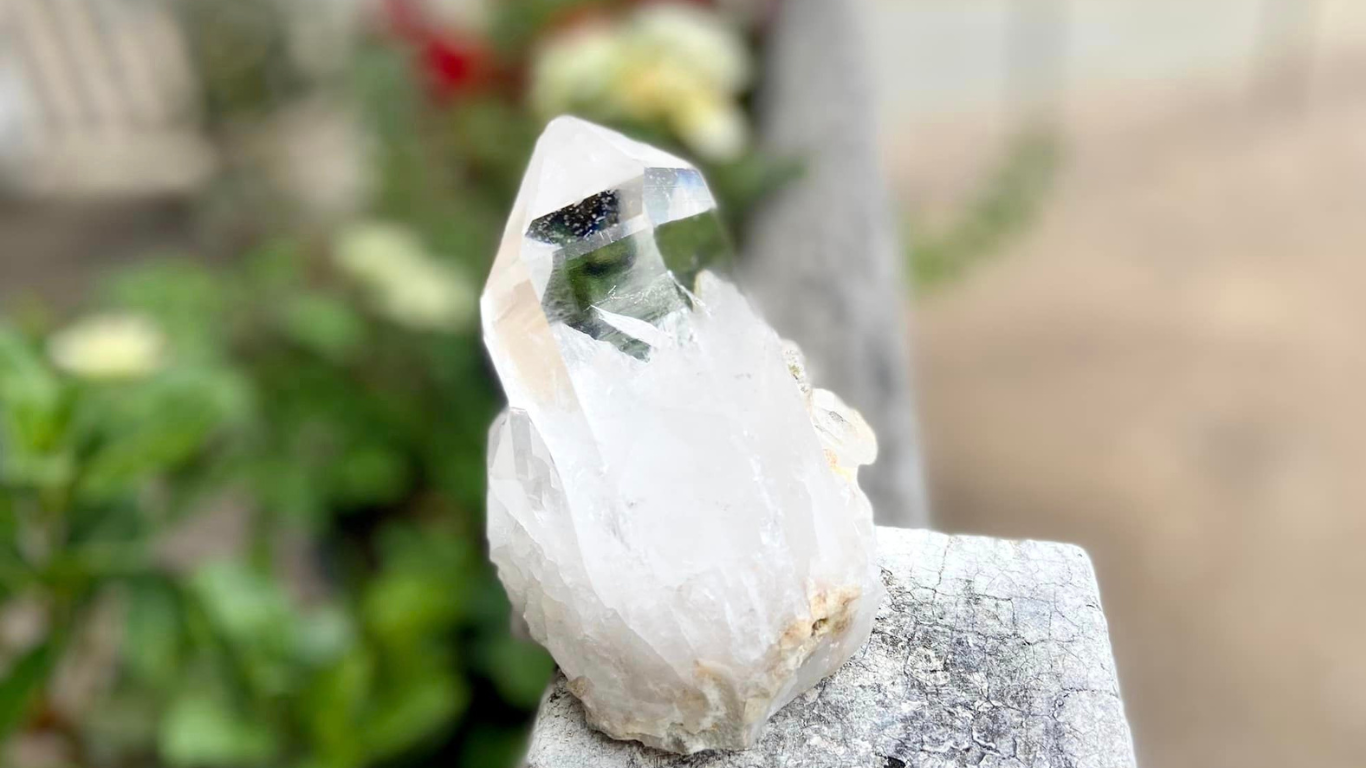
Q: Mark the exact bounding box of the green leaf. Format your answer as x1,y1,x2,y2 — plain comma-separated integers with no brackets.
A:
360,671,467,761
330,444,409,508
908,126,1062,290
159,692,280,767
124,578,185,689
0,325,52,386
0,498,22,600
303,648,373,768
0,639,59,740
488,0,609,55
75,368,252,502
243,239,306,293
0,489,17,550
189,561,299,694
291,605,354,666
703,151,804,233
279,294,368,363
448,99,540,211
362,524,477,645
476,637,555,710
175,0,306,123
249,458,325,525
101,259,234,356
190,561,292,649
362,571,459,647
0,326,75,489
458,724,533,768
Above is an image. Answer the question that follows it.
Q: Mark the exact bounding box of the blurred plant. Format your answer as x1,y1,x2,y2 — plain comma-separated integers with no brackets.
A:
1,1,784,767
0,242,545,768
908,127,1063,291
335,222,478,332
178,0,309,121
383,0,500,101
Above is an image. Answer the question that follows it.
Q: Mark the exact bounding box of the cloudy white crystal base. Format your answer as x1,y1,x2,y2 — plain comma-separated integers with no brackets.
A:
482,117,884,754
528,528,1138,768
487,274,883,753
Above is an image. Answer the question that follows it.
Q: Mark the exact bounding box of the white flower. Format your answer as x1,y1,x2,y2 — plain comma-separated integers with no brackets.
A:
529,2,752,162
529,24,625,120
631,3,751,93
335,221,421,285
334,222,476,332
374,265,474,331
48,313,167,380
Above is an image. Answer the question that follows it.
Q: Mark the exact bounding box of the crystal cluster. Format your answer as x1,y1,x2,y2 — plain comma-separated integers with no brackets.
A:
483,117,883,754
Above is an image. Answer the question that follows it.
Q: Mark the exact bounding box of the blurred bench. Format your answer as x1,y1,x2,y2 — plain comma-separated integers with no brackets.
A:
0,0,213,197
0,0,209,306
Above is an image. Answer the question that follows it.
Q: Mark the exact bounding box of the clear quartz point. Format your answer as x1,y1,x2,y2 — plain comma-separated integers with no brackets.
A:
483,117,882,754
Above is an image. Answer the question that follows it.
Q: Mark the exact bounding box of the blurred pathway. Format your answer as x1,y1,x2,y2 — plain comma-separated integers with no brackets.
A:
903,49,1366,768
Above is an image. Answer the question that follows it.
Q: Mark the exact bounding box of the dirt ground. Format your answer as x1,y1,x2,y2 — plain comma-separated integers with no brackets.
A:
900,60,1366,767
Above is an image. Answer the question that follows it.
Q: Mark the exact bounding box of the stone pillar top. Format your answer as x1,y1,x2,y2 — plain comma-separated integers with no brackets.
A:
527,526,1137,767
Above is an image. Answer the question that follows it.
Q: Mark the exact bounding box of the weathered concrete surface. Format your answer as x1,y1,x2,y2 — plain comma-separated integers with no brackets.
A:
744,0,928,527
527,526,1136,767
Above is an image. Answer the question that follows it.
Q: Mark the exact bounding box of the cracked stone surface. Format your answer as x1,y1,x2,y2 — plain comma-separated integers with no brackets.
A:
527,526,1136,767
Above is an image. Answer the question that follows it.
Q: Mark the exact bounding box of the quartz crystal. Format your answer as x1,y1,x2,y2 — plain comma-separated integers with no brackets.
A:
483,117,883,754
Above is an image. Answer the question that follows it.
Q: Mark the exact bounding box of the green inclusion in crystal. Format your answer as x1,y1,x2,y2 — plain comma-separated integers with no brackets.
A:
527,188,733,359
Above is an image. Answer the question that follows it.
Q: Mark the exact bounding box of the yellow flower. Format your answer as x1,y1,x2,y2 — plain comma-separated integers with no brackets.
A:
334,222,476,332
529,23,626,120
631,4,751,94
48,313,167,380
529,2,752,162
666,76,748,163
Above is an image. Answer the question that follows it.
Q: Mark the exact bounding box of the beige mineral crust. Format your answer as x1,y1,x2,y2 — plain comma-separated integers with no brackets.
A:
482,117,883,754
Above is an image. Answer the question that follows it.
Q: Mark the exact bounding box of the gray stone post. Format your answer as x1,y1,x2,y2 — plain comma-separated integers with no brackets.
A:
743,0,929,527
527,526,1137,767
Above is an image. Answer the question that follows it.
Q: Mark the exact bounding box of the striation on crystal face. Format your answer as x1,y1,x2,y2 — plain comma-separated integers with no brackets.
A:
482,116,883,754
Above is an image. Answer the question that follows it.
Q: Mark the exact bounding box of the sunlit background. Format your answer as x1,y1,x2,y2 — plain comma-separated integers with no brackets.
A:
2,1,1364,767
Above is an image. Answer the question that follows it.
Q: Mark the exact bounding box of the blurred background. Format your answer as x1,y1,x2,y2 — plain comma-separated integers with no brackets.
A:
0,1,1363,767
878,2,1366,767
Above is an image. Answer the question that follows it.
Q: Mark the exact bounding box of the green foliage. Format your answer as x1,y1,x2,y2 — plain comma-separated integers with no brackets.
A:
909,127,1063,290
178,0,307,123
0,3,783,766
0,238,521,765
488,0,617,56
0,639,63,742
159,692,280,767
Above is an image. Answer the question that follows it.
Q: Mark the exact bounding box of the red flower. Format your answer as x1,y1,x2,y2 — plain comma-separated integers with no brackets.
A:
422,36,490,99
381,0,493,100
